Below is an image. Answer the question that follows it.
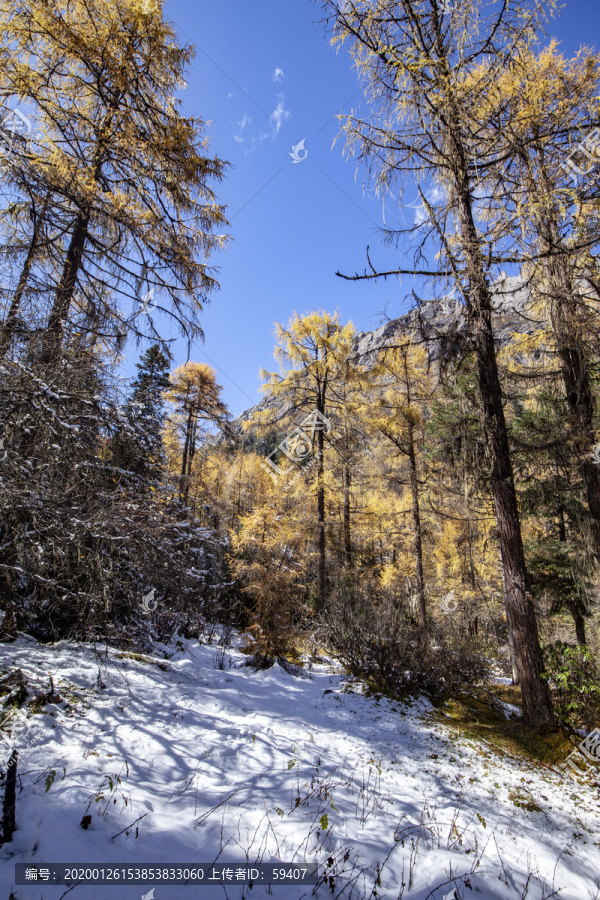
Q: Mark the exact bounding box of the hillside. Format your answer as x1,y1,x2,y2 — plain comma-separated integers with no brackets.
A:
1,632,598,900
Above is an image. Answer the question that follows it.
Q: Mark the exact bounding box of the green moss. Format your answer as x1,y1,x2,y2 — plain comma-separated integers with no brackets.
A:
508,790,543,813
434,689,574,768
362,678,422,705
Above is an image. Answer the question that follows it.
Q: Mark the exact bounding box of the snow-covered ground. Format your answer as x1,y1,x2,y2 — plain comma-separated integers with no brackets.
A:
0,634,598,900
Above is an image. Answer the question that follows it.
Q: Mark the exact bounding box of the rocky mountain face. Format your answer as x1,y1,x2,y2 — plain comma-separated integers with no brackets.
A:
230,274,537,436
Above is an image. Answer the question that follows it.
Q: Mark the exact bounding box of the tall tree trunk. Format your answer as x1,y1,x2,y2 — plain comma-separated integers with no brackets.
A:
572,607,587,646
325,0,554,725
463,472,478,590
316,402,326,612
453,173,553,723
180,409,193,502
500,569,520,684
39,96,122,365
185,417,198,506
473,300,552,722
0,196,49,359
415,29,555,722
40,209,90,364
555,459,567,542
407,419,427,641
343,461,352,568
180,409,197,505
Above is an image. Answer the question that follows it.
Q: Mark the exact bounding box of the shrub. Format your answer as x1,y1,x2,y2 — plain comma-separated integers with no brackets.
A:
322,579,487,699
542,641,600,730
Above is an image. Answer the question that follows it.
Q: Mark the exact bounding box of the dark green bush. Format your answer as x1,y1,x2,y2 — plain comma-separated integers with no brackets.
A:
542,641,600,730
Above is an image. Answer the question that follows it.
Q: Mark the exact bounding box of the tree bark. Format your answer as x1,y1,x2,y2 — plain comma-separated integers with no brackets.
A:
0,196,48,359
40,209,91,364
556,460,567,542
460,470,478,590
39,98,122,365
407,419,427,641
316,393,326,612
453,161,553,723
343,461,352,568
181,412,192,475
185,417,198,506
508,629,519,686
573,608,586,646
180,408,194,505
1,749,18,845
473,301,552,722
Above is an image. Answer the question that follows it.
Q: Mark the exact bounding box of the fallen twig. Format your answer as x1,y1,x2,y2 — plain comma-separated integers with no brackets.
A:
111,811,148,840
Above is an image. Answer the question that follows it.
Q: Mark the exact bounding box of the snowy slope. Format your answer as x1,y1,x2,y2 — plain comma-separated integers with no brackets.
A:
0,634,598,900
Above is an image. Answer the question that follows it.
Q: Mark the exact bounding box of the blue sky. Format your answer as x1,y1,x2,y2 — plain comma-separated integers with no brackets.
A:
149,0,600,418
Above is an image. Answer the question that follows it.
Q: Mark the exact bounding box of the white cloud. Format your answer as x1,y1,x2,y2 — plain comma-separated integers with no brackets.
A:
270,95,290,134
410,184,447,226
233,112,252,144
272,68,284,83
